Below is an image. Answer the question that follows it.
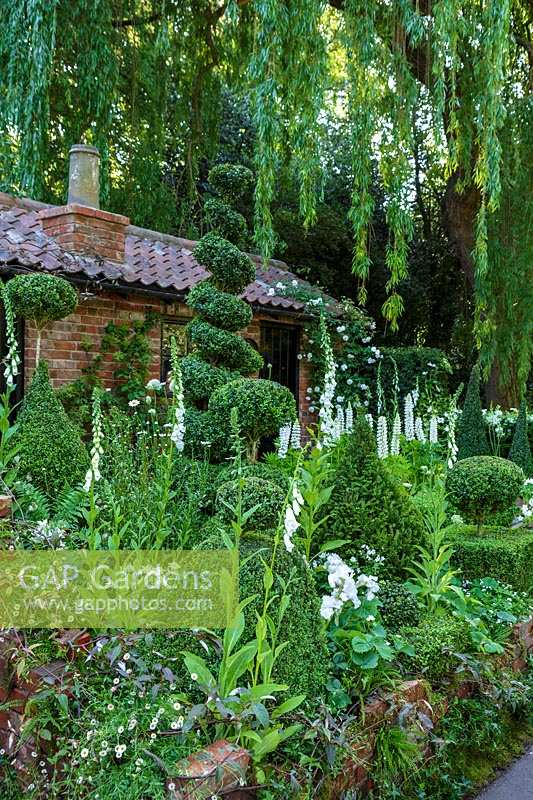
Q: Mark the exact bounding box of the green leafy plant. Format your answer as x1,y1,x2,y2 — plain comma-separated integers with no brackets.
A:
322,419,425,578
446,456,524,529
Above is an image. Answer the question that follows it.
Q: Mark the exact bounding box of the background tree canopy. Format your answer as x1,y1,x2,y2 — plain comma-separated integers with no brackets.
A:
0,0,531,404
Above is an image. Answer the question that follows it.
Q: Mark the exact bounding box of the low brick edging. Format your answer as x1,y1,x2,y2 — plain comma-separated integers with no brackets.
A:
1,620,531,796
329,618,533,797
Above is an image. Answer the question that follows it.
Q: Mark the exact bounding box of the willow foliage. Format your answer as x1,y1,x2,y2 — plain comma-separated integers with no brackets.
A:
0,0,529,346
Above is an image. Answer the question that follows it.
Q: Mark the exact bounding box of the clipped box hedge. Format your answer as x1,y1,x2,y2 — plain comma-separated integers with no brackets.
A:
445,524,533,592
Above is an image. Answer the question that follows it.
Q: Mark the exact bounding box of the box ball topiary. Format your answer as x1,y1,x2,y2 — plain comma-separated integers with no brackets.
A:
215,477,285,530
446,456,524,526
13,361,88,496
187,318,263,374
378,581,422,633
193,233,255,294
208,163,254,204
321,418,425,579
400,613,472,682
209,378,296,462
187,281,253,332
6,273,78,327
204,198,248,247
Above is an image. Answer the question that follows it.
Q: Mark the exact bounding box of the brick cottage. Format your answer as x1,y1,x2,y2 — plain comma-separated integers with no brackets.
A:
0,145,325,425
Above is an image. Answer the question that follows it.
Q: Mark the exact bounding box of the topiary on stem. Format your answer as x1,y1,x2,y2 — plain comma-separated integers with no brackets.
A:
13,360,88,496
456,363,490,460
6,273,78,365
446,455,524,530
508,398,533,477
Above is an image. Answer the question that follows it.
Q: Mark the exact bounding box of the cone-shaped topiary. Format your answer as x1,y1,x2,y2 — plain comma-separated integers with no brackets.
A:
14,361,89,495
321,417,425,579
508,398,533,477
456,363,490,460
185,231,294,460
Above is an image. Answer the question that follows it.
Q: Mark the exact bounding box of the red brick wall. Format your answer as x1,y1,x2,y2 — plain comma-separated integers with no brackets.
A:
23,289,314,421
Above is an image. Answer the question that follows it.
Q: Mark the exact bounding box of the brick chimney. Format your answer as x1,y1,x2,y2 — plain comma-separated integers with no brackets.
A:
39,145,129,263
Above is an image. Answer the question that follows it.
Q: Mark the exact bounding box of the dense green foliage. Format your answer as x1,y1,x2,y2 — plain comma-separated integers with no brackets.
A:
187,282,252,332
215,477,285,531
456,365,490,460
446,525,533,592
180,356,239,405
401,614,471,682
193,233,255,294
322,419,425,577
446,456,524,526
378,581,421,633
6,273,77,328
209,378,295,461
14,361,88,495
508,399,533,477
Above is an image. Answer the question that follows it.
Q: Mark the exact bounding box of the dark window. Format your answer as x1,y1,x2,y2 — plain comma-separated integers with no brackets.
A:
160,319,188,380
260,323,299,406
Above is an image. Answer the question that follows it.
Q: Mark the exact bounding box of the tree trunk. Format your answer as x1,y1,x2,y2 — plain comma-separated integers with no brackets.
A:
442,170,519,408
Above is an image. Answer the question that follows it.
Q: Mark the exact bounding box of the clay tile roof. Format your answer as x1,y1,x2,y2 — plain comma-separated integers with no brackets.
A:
0,193,335,314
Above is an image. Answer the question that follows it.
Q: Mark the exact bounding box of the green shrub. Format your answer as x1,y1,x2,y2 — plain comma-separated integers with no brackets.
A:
508,399,533,477
209,378,296,461
208,163,254,204
322,419,425,578
457,364,490,460
187,281,252,331
183,407,226,460
203,461,291,514
204,197,248,246
238,535,329,699
216,477,285,530
446,456,524,526
446,524,533,591
401,613,471,682
378,581,421,632
187,318,263,373
14,361,88,495
193,233,255,294
6,273,77,327
181,356,239,404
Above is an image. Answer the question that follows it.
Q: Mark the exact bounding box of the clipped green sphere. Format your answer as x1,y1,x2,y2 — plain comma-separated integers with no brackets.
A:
446,456,524,525
6,273,78,327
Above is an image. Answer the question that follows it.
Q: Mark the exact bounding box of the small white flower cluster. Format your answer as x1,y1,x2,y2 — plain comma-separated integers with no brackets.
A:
32,519,66,546
278,419,302,458
84,391,104,492
319,553,380,621
146,378,164,392
1,287,20,388
359,543,386,569
366,345,382,365
415,416,426,442
390,412,401,456
376,416,389,459
404,393,415,441
445,399,460,468
283,482,304,553
169,342,186,453
429,415,439,444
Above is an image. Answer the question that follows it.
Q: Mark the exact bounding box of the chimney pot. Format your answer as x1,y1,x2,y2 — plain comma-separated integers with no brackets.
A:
68,144,100,208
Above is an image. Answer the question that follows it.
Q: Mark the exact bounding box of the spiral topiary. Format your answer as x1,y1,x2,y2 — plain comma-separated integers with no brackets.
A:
186,227,294,460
